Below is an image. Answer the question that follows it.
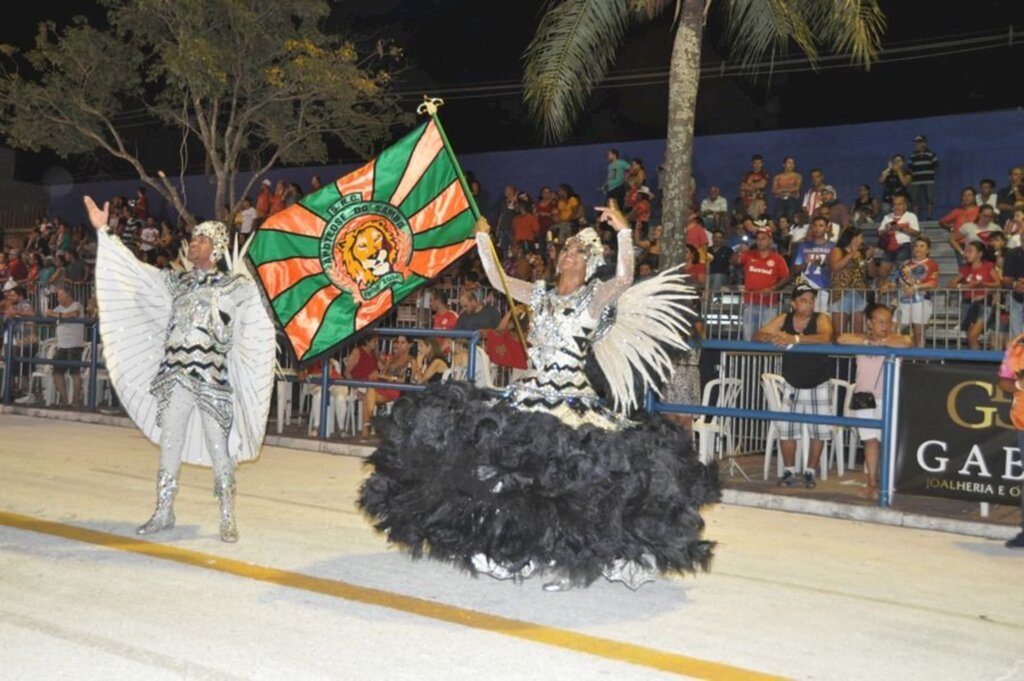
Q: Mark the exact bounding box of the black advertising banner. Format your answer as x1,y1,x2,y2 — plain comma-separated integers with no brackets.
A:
894,363,1024,504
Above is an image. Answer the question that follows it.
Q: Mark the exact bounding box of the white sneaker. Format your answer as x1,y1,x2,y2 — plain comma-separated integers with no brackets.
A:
15,394,38,405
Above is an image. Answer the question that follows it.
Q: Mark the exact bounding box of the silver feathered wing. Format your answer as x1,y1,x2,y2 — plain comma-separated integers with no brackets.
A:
591,265,697,415
95,229,276,465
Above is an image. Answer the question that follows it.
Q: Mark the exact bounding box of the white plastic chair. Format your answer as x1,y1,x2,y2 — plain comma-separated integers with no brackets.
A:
762,372,797,479
827,378,855,478
28,339,58,405
81,342,112,407
307,360,356,437
692,377,742,466
275,368,297,433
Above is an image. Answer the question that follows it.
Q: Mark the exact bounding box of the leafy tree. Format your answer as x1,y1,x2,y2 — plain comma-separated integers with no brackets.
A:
523,0,885,268
0,0,407,224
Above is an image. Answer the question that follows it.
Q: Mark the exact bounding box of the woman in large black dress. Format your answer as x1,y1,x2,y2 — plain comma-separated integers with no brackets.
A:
358,201,720,591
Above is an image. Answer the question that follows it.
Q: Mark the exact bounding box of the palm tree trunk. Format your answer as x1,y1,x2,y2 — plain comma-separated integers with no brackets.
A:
659,0,704,270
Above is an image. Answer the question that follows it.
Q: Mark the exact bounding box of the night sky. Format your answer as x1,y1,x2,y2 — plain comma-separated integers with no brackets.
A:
2,1,1021,181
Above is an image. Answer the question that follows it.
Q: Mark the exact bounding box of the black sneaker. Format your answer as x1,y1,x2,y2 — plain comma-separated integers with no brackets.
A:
1006,531,1024,549
803,471,817,489
777,471,798,487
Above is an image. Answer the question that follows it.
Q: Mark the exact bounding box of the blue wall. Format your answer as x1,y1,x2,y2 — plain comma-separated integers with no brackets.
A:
48,108,1024,227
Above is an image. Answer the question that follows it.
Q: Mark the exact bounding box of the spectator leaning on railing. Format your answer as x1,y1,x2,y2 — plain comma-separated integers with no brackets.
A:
950,240,1001,350
837,303,912,500
753,279,835,489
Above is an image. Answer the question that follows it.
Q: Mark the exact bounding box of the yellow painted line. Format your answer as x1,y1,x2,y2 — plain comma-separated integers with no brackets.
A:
0,511,785,681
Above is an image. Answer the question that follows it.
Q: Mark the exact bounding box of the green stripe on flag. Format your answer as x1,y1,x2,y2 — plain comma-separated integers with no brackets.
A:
397,154,457,219
298,181,343,223
304,292,358,361
248,230,320,266
412,212,475,251
372,121,428,205
271,273,333,326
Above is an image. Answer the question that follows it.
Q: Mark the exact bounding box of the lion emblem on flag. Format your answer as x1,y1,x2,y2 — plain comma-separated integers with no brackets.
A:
337,218,399,287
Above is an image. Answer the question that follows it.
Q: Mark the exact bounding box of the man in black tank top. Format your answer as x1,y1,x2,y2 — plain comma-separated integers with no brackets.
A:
754,281,834,489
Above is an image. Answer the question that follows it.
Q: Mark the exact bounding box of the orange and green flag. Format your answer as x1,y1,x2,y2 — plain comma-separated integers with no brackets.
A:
247,115,480,364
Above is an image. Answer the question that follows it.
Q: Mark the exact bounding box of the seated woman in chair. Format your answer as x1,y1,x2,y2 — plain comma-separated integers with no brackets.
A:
360,335,416,438
412,337,450,385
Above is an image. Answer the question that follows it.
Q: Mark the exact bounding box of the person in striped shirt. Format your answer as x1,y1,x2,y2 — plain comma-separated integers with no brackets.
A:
908,135,940,220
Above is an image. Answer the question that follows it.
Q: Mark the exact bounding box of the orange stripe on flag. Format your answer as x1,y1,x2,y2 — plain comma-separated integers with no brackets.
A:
388,121,443,207
262,207,326,240
256,257,324,300
337,159,376,201
408,241,475,279
285,286,342,360
355,288,394,331
408,180,469,235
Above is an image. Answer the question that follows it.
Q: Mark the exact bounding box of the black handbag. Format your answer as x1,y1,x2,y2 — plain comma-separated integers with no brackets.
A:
850,391,876,410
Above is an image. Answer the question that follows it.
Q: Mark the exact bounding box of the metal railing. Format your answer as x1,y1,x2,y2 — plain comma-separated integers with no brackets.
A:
650,340,1003,507
700,285,1008,350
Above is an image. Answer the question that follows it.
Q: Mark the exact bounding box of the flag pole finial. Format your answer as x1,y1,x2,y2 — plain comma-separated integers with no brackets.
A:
417,96,444,116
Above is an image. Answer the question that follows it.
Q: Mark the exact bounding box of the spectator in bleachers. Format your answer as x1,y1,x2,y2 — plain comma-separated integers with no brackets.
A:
996,166,1024,224
958,205,1003,254
628,186,653,236
828,226,871,337
683,244,706,292
754,280,834,489
46,287,85,408
309,174,322,192
600,148,630,208
908,135,940,220
535,186,557,237
138,217,160,263
886,235,939,347
820,185,850,230
707,229,733,291
771,156,802,221
454,288,500,332
875,194,920,284
774,214,794,264
788,209,811,245
411,337,450,385
236,197,258,244
739,154,769,217
255,179,273,221
814,202,842,242
635,223,662,269
269,179,287,217
801,167,827,220
940,187,980,266
700,185,729,234
6,249,27,282
878,154,912,214
731,226,791,339
61,249,88,290
1003,206,1024,248
951,240,1001,350
4,284,36,402
360,334,417,438
977,178,999,211
624,157,646,209
552,183,583,244
512,196,541,252
792,216,835,313
684,213,709,253
837,303,912,500
133,187,149,221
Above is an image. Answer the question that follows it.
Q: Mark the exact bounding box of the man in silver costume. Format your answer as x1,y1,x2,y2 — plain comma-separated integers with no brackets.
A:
84,196,276,542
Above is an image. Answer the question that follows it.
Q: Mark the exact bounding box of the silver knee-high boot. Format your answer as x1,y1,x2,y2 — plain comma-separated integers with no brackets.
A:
137,469,178,535
215,474,238,543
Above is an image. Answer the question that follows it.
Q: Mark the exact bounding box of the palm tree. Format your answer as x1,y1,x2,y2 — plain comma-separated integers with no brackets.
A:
523,0,885,268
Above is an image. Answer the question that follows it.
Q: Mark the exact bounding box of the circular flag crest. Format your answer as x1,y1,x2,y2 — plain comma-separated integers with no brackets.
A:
320,195,413,301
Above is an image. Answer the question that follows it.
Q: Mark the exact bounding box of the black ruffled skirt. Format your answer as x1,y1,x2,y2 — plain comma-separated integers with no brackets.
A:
357,382,721,586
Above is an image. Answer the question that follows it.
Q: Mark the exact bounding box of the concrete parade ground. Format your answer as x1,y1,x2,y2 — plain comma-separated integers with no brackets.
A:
1,413,1022,681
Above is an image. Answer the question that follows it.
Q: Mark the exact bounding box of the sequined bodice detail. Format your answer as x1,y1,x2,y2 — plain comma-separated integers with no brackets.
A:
525,281,598,381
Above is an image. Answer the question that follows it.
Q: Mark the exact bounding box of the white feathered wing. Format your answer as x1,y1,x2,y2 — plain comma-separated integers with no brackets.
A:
591,266,697,415
95,230,276,465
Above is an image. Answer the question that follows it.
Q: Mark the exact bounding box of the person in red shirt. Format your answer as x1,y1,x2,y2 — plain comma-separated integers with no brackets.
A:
255,179,273,219
628,186,652,235
683,244,706,292
535,186,557,237
133,187,149,221
269,179,287,216
512,198,541,251
739,154,769,211
940,187,980,265
429,288,459,355
731,227,791,339
950,240,1001,349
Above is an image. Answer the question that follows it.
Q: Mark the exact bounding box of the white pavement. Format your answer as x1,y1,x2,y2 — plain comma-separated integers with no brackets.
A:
1,414,1022,681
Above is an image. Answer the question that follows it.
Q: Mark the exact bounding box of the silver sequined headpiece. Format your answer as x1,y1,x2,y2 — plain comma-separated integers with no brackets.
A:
562,227,606,280
193,221,230,263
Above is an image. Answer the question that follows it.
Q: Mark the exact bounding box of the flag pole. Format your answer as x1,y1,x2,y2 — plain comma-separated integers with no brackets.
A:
419,96,532,370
